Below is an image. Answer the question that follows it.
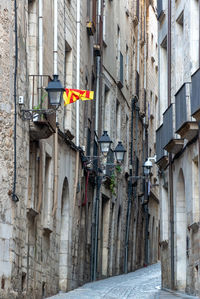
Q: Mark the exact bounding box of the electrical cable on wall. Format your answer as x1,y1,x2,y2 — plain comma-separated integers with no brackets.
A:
12,0,19,202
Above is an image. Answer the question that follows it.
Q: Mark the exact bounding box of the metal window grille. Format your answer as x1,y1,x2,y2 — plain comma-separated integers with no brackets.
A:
93,139,98,172
120,52,123,85
87,127,91,157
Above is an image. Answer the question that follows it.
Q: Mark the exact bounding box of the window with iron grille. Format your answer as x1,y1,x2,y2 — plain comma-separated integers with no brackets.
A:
87,127,91,156
93,139,98,172
120,52,123,85
136,71,140,98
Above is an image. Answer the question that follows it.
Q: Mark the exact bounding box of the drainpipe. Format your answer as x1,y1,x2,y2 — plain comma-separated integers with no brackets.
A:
168,0,174,289
95,57,100,133
144,0,149,267
76,0,80,145
53,0,58,76
95,0,101,133
144,124,149,267
52,0,58,216
93,175,101,281
124,97,136,273
39,0,43,77
12,0,19,202
73,0,81,211
92,0,102,281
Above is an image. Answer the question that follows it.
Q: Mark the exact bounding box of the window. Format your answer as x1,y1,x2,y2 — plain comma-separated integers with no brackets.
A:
27,142,40,212
43,144,53,232
104,86,110,132
160,36,167,115
86,123,91,156
126,115,129,169
103,0,106,44
126,45,129,84
120,52,124,85
116,100,121,141
117,26,121,81
175,11,184,90
64,41,74,136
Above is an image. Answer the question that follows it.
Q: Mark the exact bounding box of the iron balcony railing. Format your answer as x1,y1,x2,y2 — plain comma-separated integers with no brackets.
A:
29,75,51,111
175,82,192,133
191,68,200,117
156,124,166,162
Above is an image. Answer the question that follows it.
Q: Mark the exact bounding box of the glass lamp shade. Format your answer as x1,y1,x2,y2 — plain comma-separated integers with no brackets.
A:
98,131,113,154
143,159,152,176
114,141,126,163
143,166,150,176
48,91,64,106
45,74,65,106
100,142,111,154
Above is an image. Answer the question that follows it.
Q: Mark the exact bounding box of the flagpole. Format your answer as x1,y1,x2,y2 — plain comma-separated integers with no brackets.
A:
76,0,80,146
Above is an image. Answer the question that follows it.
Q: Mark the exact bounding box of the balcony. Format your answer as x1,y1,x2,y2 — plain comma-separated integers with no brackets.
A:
175,82,198,141
191,68,200,121
163,104,184,154
28,75,56,140
156,124,168,169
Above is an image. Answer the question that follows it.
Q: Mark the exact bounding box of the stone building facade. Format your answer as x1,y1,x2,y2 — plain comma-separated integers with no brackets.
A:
157,0,200,296
0,0,159,298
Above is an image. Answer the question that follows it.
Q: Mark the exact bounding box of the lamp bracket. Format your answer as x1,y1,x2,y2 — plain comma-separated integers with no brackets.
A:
21,108,57,121
147,155,157,162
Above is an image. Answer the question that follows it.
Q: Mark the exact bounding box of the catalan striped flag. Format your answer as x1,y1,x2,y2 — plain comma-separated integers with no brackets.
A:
63,88,94,105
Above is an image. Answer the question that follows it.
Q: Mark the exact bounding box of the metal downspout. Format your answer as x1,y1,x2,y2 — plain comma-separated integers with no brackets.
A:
124,97,136,273
12,0,19,202
73,0,81,209
168,0,174,289
92,0,102,281
52,0,59,216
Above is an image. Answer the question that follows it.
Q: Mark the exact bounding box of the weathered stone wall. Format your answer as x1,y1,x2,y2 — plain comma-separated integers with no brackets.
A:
0,0,160,298
158,0,200,295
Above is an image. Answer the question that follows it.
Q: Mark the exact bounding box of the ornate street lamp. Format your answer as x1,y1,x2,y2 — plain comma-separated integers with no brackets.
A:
98,131,113,155
45,74,65,106
114,141,126,163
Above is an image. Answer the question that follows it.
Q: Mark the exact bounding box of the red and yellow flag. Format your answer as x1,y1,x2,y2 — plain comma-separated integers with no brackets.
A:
63,88,94,105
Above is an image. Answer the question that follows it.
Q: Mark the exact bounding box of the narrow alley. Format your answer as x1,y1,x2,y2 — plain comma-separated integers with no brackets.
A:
47,264,198,299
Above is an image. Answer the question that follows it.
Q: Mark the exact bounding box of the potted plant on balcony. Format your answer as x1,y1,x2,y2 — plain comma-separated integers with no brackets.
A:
33,92,48,122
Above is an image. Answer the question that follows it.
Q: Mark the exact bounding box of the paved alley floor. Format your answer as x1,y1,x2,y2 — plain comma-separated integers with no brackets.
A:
48,263,198,299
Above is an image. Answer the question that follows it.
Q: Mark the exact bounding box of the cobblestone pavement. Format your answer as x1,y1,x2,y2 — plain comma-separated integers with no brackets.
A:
48,263,198,299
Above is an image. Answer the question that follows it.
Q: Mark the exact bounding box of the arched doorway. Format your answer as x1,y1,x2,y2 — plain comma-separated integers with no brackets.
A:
59,178,70,292
176,169,186,290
